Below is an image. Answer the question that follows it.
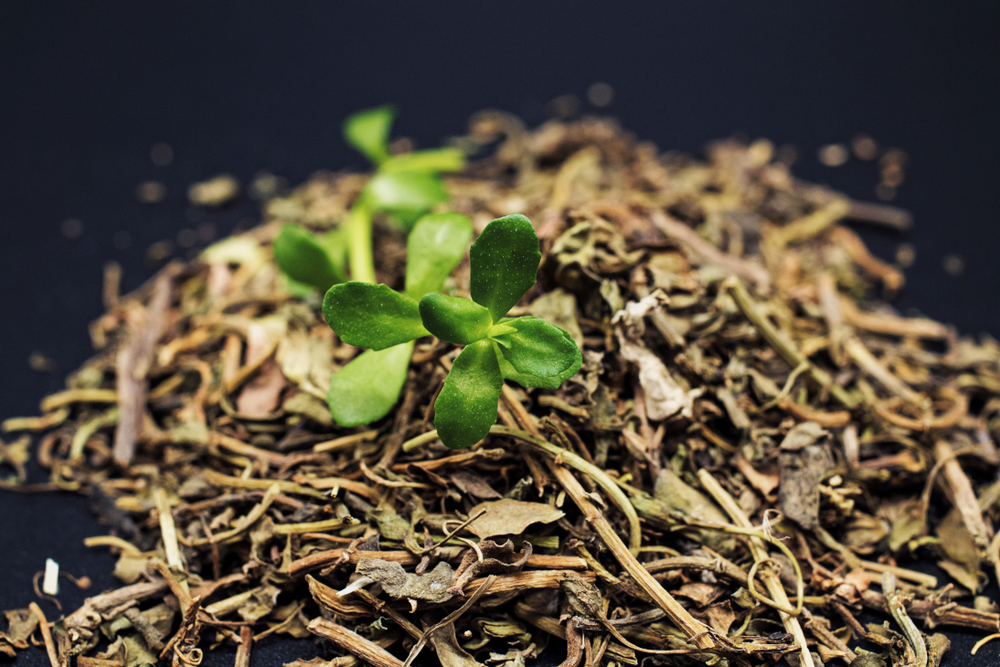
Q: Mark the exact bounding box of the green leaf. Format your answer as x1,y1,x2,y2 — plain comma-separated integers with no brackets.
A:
381,148,466,174
362,171,449,229
419,293,492,345
494,316,581,378
317,228,348,276
405,212,473,299
273,225,346,292
327,342,413,427
434,340,503,449
344,105,395,165
469,214,541,322
323,282,427,350
493,318,582,390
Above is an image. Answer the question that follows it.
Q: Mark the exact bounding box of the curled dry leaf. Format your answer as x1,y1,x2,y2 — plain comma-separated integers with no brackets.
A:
613,294,697,420
355,558,456,603
467,499,565,540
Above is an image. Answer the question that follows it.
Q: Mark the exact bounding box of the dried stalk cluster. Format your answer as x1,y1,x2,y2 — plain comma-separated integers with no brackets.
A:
2,112,999,667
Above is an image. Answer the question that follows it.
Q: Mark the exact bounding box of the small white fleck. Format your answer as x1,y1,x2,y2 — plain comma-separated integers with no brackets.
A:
43,558,59,596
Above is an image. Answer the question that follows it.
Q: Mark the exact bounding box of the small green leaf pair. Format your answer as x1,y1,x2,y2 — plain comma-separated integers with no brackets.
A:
325,214,582,449
273,105,465,291
325,212,472,427
346,105,464,232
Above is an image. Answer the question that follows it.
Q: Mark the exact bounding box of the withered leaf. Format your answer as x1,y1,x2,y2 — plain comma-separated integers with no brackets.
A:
613,295,697,420
704,600,737,635
367,505,411,542
282,391,334,426
122,632,158,667
356,558,455,603
467,499,564,539
671,582,727,607
778,436,834,530
778,421,828,451
840,512,888,555
449,469,502,500
429,621,482,667
466,616,533,650
1,608,39,648
879,498,926,552
238,584,281,623
449,539,532,594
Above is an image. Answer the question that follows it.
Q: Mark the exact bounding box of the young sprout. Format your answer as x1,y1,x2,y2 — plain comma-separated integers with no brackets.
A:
325,214,582,448
273,105,465,291
324,212,472,427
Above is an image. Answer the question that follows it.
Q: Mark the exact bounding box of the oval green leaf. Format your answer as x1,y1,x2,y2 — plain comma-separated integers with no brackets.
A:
327,342,413,427
434,340,503,450
469,214,541,322
405,212,473,299
344,105,395,165
362,171,449,229
381,148,466,174
323,282,427,350
419,292,492,345
495,316,581,378
493,319,582,390
273,225,346,293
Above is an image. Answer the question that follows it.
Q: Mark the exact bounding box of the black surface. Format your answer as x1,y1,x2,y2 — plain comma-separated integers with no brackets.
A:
1,3,998,665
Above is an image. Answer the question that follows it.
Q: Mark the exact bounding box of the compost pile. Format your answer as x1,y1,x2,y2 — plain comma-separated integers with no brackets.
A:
2,112,999,667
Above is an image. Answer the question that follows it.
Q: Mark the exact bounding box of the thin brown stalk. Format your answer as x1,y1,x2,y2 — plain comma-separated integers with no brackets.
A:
234,626,252,667
698,469,814,667
545,452,714,649
28,603,59,667
308,618,404,667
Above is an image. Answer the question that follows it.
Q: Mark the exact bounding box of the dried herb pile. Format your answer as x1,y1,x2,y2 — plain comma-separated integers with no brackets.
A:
2,112,999,667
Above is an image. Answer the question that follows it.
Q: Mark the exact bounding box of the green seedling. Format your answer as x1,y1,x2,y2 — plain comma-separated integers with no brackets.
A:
274,105,465,291
324,214,582,449
324,211,472,427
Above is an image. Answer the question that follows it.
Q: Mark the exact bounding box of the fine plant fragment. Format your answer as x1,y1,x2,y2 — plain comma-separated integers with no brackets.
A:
324,213,583,448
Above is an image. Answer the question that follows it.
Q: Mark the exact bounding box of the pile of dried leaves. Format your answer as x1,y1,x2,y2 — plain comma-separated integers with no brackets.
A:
2,112,999,667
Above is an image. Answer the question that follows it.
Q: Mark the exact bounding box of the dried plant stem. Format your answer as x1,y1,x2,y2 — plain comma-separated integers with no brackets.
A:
309,618,403,667
490,424,641,556
28,603,59,667
932,440,994,551
858,589,1000,633
314,429,379,453
39,388,118,413
651,211,772,292
400,429,441,453
183,483,280,547
154,487,183,571
234,625,252,667
844,337,924,405
882,573,927,667
541,448,714,649
727,278,854,409
698,469,814,667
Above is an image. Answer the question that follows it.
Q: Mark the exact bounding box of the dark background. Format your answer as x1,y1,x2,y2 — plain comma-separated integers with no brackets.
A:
1,2,998,665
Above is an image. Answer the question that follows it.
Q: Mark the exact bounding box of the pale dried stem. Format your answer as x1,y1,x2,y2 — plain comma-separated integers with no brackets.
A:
28,603,59,667
308,618,403,667
697,469,815,667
